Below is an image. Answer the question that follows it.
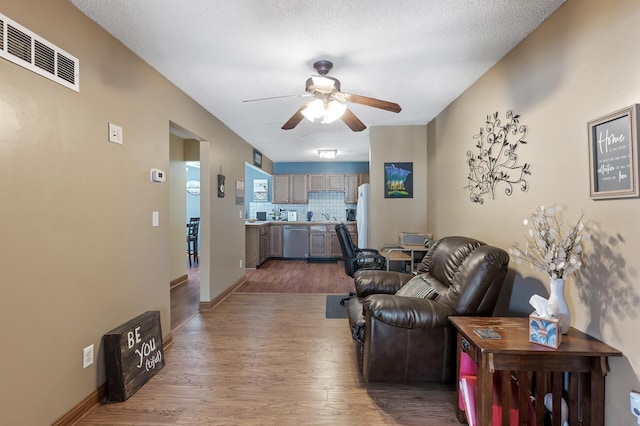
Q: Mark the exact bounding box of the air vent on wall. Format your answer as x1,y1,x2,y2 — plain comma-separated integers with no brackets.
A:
0,13,79,92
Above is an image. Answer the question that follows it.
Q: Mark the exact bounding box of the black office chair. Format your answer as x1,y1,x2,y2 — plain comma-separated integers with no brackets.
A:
186,217,200,267
335,223,386,304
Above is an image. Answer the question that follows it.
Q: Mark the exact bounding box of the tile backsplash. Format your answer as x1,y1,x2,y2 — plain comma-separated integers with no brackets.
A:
249,191,356,221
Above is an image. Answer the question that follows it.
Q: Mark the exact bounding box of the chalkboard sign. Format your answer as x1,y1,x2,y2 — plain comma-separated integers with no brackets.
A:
104,311,164,401
588,104,640,199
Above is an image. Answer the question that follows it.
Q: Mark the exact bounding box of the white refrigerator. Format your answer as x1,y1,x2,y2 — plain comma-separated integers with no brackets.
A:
356,183,370,248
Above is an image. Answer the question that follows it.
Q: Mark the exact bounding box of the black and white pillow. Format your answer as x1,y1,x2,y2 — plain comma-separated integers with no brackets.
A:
395,275,439,300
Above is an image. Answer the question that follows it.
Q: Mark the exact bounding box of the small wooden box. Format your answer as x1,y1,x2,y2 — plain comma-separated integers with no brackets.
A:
528,313,561,349
104,311,165,401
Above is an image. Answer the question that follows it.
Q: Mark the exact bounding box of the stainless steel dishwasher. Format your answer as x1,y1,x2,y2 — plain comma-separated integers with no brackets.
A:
283,225,309,258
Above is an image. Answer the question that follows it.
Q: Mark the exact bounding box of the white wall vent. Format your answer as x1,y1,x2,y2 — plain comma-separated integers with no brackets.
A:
0,13,79,92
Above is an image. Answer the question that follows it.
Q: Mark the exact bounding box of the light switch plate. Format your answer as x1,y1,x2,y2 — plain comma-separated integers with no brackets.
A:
152,211,159,227
82,344,94,369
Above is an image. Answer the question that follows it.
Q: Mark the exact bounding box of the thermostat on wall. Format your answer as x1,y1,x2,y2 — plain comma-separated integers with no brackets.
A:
150,168,166,183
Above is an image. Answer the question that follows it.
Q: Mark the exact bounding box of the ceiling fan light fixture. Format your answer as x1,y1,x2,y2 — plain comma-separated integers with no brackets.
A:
318,149,337,159
301,98,325,122
322,99,347,124
311,75,337,92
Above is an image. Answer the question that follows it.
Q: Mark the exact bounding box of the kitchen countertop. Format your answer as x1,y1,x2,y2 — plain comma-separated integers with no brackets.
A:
245,220,356,226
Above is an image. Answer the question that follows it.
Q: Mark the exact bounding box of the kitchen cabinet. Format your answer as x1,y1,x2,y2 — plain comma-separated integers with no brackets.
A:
273,175,289,204
326,174,345,191
345,174,368,203
259,226,269,264
308,174,345,192
329,232,343,257
269,224,283,257
308,174,326,191
309,224,345,258
344,174,358,203
273,174,308,204
245,224,270,268
309,225,328,258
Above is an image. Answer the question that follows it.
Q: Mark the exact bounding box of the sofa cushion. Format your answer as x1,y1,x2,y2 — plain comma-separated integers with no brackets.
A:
395,275,439,300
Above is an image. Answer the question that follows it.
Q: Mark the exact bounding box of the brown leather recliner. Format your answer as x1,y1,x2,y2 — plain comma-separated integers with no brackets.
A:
347,236,509,383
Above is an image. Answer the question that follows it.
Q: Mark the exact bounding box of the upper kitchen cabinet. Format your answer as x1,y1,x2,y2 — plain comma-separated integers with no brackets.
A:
326,174,345,191
308,174,345,192
344,174,358,204
308,174,326,191
345,174,369,203
273,174,308,204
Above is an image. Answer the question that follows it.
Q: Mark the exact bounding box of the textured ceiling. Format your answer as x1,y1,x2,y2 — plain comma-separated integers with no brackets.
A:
70,0,565,162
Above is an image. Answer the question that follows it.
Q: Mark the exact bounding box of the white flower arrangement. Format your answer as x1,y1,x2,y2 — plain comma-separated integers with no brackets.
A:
509,205,590,279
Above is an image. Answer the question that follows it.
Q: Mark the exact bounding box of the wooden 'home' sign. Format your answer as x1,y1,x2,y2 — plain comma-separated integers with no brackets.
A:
104,311,164,401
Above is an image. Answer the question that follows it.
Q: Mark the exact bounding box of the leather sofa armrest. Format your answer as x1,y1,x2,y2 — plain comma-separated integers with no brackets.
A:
354,270,414,297
362,294,457,329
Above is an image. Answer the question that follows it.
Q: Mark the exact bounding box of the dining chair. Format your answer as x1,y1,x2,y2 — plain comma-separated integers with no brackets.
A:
186,217,200,267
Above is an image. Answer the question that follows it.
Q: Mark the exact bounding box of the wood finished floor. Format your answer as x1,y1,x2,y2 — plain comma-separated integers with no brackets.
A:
80,260,458,425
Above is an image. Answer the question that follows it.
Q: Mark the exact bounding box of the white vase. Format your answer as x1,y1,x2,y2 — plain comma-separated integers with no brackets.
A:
548,278,571,334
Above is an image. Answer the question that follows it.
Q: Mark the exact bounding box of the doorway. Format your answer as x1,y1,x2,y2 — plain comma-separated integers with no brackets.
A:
169,122,205,331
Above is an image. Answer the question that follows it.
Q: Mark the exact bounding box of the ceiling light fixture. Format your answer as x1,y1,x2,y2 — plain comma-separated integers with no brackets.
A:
318,149,337,159
301,98,347,124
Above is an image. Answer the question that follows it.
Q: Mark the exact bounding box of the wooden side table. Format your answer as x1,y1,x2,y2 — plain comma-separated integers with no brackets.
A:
450,316,622,426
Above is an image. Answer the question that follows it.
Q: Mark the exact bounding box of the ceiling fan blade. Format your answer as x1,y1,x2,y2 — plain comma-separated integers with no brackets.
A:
341,108,367,132
281,101,314,130
243,94,300,103
343,93,402,113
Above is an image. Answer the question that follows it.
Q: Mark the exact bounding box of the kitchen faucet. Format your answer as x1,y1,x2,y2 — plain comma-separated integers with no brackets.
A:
321,213,330,220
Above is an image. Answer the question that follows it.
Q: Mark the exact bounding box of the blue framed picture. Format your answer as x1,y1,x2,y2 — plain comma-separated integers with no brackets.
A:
384,162,413,198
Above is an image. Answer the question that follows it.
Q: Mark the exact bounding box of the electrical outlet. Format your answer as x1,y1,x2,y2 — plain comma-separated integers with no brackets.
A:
82,344,94,369
152,211,159,227
240,259,243,268
108,123,123,144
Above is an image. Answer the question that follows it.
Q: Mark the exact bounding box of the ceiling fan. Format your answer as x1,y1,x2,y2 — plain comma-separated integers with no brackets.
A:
244,60,401,132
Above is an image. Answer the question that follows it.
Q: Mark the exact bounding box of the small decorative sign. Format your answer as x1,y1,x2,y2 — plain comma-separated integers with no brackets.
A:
588,104,640,199
104,311,165,401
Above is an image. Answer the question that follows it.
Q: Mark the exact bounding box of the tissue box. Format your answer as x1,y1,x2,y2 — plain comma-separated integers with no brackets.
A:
529,313,561,349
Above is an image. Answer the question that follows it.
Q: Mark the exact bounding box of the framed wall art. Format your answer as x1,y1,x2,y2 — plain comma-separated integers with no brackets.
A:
588,104,640,199
253,149,263,168
235,180,244,205
384,162,413,198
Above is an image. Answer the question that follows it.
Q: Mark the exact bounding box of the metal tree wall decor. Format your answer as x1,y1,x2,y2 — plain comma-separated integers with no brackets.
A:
466,110,531,204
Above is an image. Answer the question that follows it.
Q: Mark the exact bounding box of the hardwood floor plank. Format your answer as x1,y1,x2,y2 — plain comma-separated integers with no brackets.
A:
237,260,354,294
82,264,457,425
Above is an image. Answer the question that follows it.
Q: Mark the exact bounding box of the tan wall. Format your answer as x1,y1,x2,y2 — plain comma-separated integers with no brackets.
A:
0,1,254,424
370,126,428,248
169,134,187,282
427,0,640,422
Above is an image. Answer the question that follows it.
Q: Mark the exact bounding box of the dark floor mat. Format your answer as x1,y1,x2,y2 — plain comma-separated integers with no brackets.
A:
325,294,350,318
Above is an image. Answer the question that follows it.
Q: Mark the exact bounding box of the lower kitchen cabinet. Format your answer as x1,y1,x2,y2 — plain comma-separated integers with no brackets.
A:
259,226,269,264
309,225,328,257
329,232,343,257
309,224,345,258
245,224,270,268
269,224,283,257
